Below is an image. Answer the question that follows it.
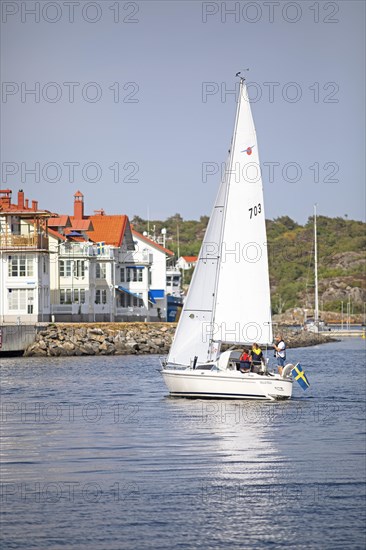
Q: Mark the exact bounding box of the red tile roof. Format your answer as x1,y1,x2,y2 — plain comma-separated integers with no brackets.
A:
69,218,93,231
182,256,198,262
0,189,50,216
132,229,174,256
48,216,71,227
48,193,133,248
87,215,129,247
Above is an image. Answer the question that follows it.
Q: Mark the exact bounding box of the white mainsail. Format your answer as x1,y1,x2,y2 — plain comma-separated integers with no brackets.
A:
167,79,272,367
213,82,273,347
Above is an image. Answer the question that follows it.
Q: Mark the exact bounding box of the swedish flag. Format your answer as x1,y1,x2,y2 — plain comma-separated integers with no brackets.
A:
292,363,310,391
97,242,105,255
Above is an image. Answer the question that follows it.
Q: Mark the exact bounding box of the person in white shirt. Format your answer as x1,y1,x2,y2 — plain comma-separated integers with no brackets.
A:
274,335,286,375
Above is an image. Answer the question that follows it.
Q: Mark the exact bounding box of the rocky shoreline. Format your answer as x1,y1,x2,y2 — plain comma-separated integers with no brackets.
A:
24,323,336,357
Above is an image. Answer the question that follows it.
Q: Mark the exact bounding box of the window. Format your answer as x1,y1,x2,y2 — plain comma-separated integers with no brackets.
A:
96,263,106,279
133,293,143,307
8,289,34,311
71,289,86,303
59,288,86,304
74,260,85,278
95,289,107,304
79,289,86,304
118,292,143,308
59,260,72,277
120,268,125,283
8,256,33,277
126,268,143,282
11,219,21,235
60,289,72,304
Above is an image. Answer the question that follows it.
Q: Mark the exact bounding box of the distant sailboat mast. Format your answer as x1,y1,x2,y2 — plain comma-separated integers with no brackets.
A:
314,204,319,326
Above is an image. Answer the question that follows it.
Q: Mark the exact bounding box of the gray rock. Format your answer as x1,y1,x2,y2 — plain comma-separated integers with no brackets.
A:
63,341,75,351
99,341,116,355
32,348,47,357
79,343,96,355
89,334,105,342
87,328,104,335
49,346,62,356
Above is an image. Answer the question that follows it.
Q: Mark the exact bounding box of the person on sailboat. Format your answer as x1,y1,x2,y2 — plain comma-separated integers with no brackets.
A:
239,349,252,373
274,335,286,375
251,343,265,372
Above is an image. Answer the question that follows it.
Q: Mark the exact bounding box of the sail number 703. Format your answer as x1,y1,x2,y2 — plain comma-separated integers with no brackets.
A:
249,203,262,219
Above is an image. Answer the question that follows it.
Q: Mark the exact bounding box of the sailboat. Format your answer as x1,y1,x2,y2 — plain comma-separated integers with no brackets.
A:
304,205,329,333
160,75,293,400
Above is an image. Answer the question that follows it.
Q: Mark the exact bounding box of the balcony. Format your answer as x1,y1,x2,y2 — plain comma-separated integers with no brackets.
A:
123,251,152,264
59,243,114,258
0,234,49,250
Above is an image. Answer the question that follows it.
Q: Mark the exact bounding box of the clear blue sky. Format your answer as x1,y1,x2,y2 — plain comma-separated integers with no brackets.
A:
1,0,365,224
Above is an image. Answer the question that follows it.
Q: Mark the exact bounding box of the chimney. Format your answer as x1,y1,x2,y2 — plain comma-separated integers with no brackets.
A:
32,200,38,211
0,189,12,209
25,199,29,208
18,189,25,209
94,209,105,216
74,190,84,219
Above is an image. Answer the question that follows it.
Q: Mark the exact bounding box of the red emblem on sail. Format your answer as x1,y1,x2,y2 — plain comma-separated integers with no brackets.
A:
242,145,255,155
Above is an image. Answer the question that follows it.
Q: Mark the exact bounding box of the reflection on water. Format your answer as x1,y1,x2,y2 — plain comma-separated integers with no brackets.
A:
0,339,365,549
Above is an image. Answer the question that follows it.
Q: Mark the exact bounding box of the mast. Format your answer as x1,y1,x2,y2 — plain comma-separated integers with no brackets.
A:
314,204,319,325
208,76,244,359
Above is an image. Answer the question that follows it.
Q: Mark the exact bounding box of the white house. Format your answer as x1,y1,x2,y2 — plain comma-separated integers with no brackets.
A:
47,191,176,322
176,255,198,270
48,191,152,322
0,189,176,324
0,189,51,323
125,229,174,320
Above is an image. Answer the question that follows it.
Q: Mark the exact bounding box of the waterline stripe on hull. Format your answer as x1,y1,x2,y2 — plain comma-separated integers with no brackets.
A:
169,391,268,399
163,372,293,384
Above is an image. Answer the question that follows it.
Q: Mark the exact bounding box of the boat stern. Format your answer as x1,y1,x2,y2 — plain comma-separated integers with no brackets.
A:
266,378,293,400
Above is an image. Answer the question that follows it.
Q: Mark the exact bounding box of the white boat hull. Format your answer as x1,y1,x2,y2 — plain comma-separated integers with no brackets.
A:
161,369,293,401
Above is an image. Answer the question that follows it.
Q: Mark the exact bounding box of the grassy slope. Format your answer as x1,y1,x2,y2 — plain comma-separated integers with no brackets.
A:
132,214,366,313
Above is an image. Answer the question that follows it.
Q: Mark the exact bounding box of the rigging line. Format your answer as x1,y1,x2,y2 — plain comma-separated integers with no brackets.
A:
304,238,314,309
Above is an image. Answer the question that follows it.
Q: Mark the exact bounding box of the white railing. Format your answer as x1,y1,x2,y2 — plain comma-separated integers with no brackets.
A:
59,243,115,258
122,251,151,264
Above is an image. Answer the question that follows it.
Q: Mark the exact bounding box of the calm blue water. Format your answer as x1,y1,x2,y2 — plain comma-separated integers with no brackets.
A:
1,339,365,549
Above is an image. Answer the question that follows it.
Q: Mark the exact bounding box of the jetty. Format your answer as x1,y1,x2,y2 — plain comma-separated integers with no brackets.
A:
0,322,342,357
